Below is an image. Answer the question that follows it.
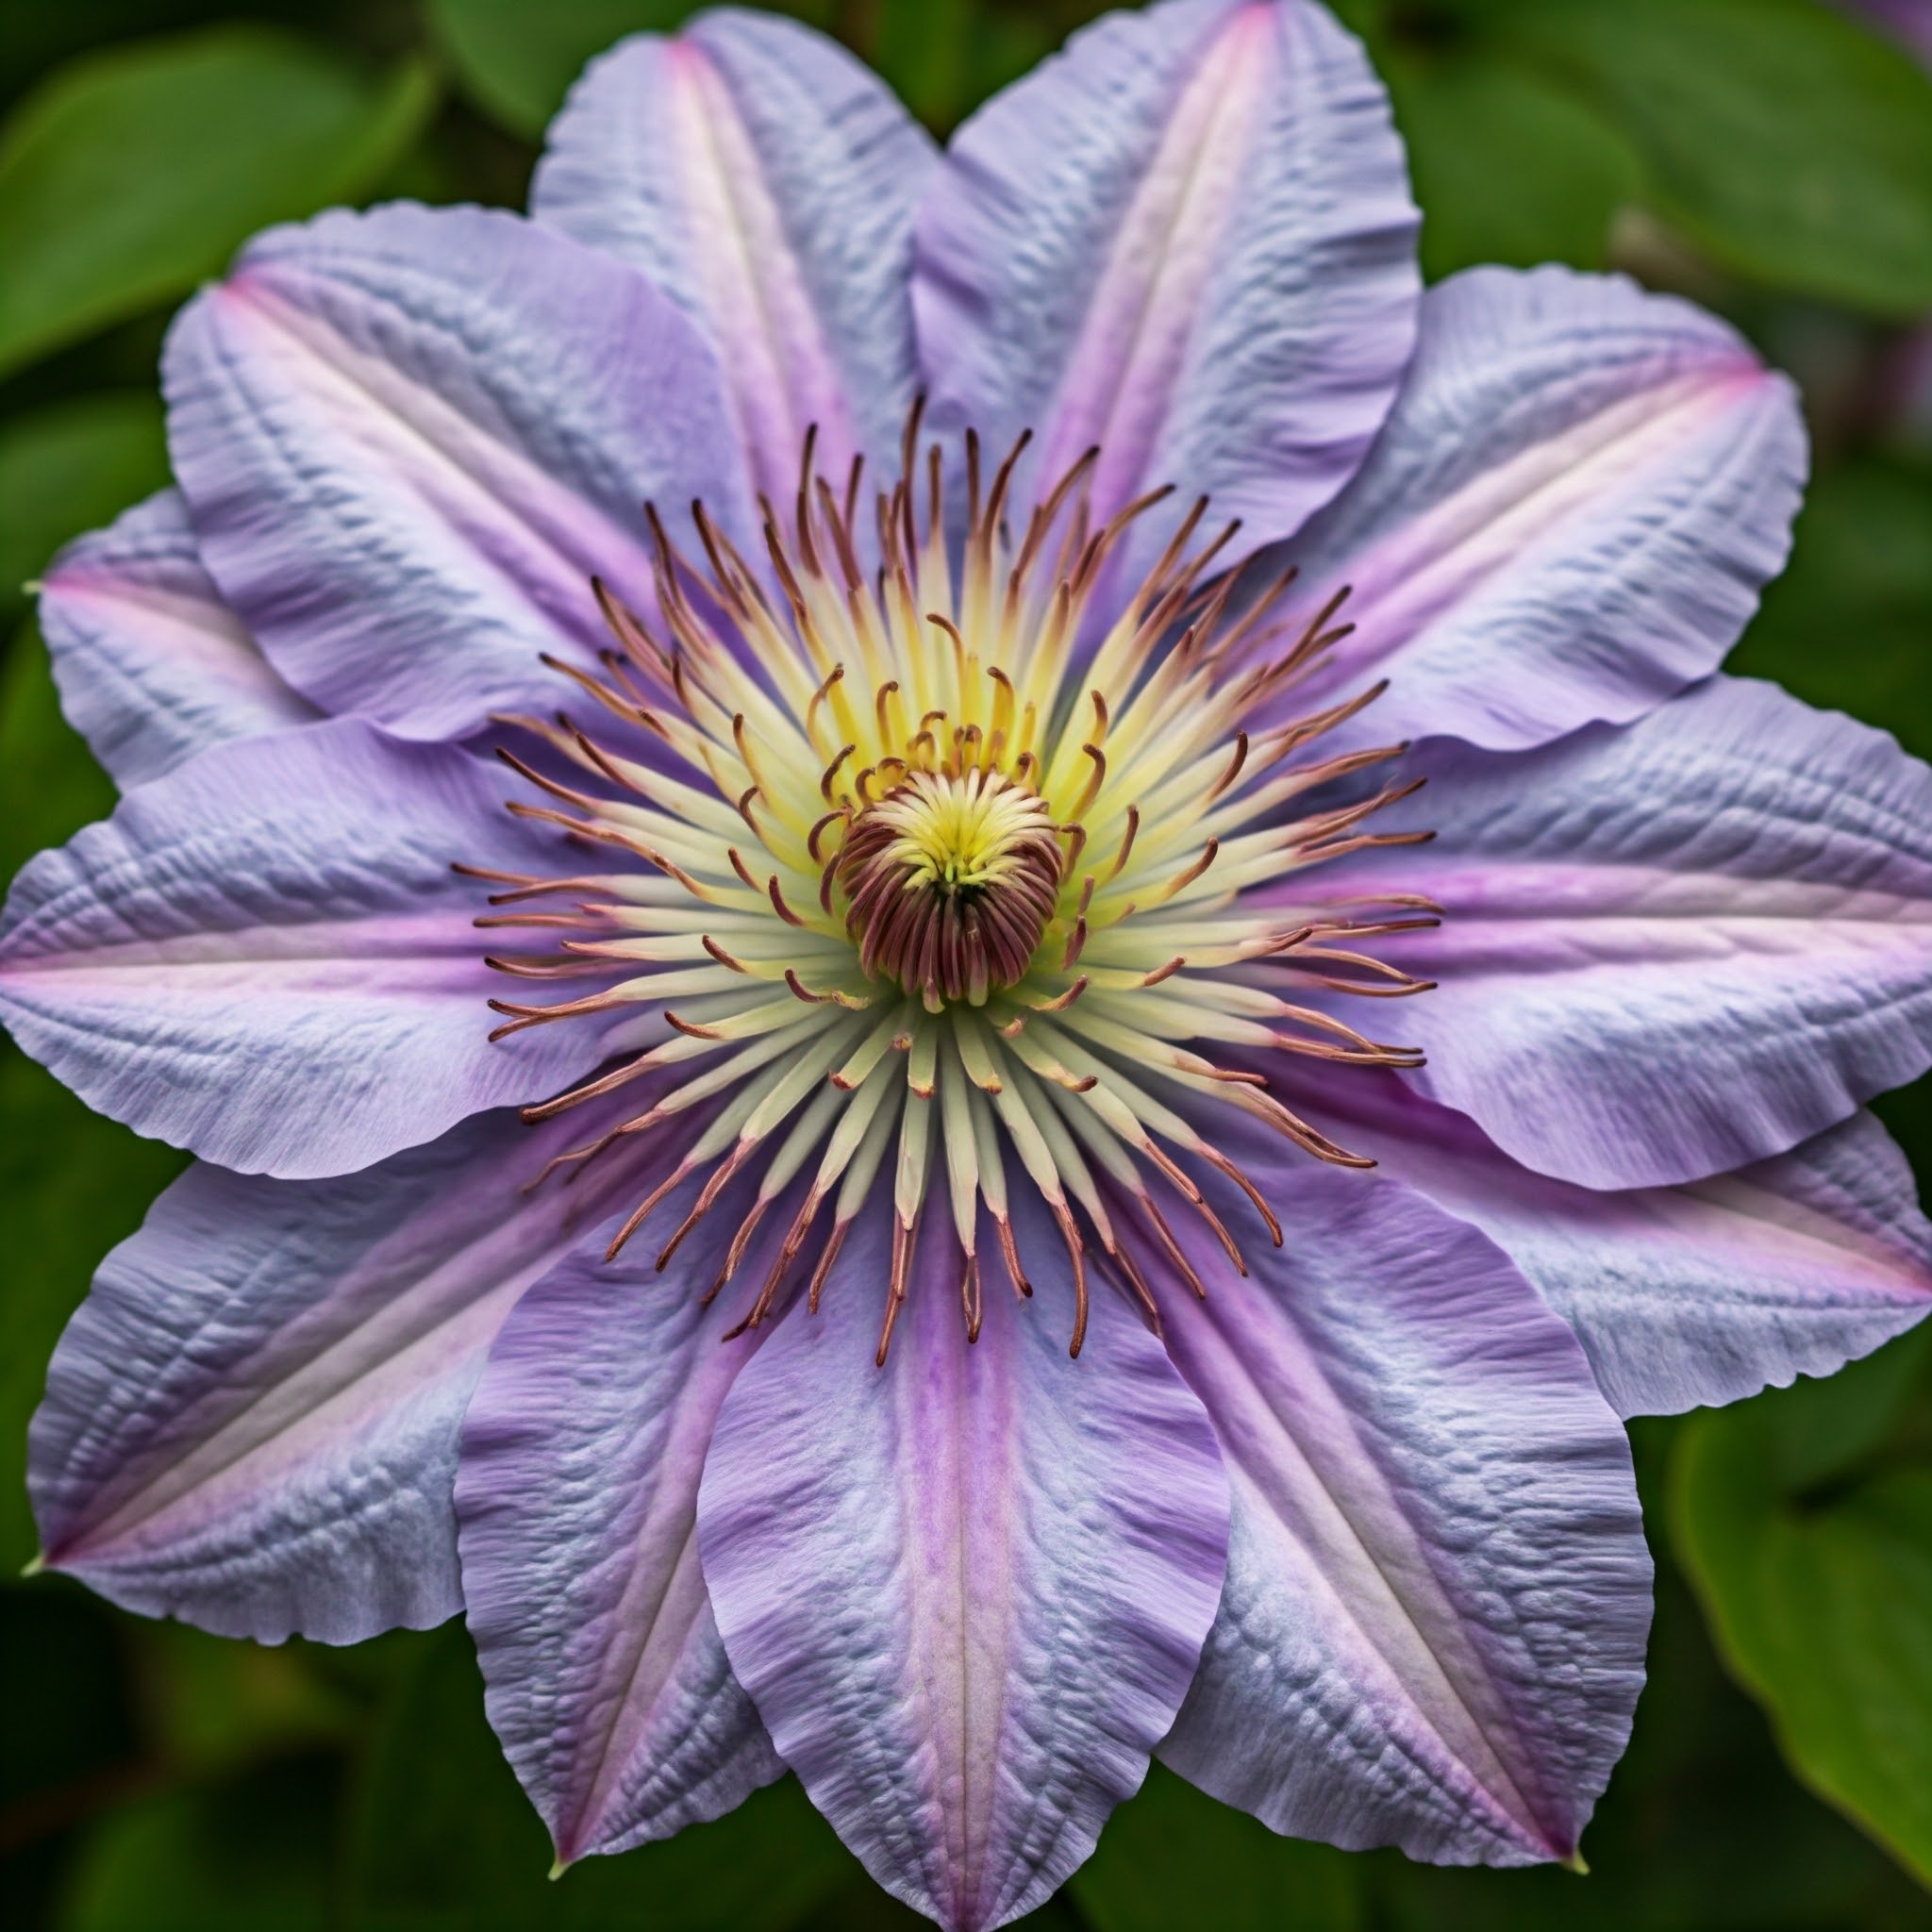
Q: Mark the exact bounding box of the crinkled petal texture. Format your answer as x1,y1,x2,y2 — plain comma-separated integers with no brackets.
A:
1300,677,1932,1190
915,0,1418,586
533,7,935,502
1155,1160,1650,1865
1254,266,1805,753
0,717,609,1178
1274,1069,1932,1418
40,490,317,789
457,1183,787,1867
163,202,753,742
29,1103,668,1644
698,1197,1230,1932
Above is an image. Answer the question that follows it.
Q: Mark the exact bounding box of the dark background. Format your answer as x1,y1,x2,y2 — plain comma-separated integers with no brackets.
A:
3,1,1931,1926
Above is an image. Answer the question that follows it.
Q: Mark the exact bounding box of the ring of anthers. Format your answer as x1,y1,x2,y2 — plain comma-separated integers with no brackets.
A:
468,405,1437,1364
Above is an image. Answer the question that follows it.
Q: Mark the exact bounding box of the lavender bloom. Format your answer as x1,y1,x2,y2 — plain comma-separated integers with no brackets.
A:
7,4,1932,1924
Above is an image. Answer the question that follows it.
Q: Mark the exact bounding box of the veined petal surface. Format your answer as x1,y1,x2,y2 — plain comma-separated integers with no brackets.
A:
533,8,935,503
1275,1070,1932,1417
163,203,751,741
915,0,1418,590
698,1197,1230,1932
28,1103,670,1645
0,717,609,1179
39,490,318,789
457,1182,787,1867
1261,266,1806,751
1156,1162,1649,1866
1301,677,1932,1190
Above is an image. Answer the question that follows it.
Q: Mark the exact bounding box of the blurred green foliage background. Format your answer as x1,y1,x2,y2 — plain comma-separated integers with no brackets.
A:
3,0,1931,1925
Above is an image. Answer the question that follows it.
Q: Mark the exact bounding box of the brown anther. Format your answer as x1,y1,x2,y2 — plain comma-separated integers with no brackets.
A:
1207,732,1250,803
1028,976,1090,1013
605,1160,693,1262
820,744,856,800
808,1221,851,1312
1070,743,1108,820
994,1213,1032,1300
664,1011,725,1040
1049,1196,1090,1357
767,876,808,927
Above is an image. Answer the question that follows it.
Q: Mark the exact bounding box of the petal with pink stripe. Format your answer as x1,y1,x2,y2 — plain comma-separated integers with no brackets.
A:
39,491,318,789
29,1102,675,1645
533,9,935,503
1155,1162,1649,1866
457,1179,791,1867
0,717,611,1179
164,203,750,742
1255,266,1806,752
1293,677,1932,1189
915,0,1418,593
698,1196,1229,1932
1267,1071,1932,1418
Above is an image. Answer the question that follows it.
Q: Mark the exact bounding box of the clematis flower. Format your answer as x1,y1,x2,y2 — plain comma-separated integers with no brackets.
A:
8,2,1932,1924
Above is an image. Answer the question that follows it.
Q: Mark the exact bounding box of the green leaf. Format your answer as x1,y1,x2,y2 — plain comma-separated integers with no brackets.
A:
1380,49,1639,281
0,393,168,628
428,0,832,140
1671,1330,1932,1888
427,0,694,139
55,1756,341,1932
342,1624,853,1930
0,27,438,378
869,0,1058,136
127,1622,364,1777
1499,0,1932,315
1071,1761,1363,1932
1729,455,1932,766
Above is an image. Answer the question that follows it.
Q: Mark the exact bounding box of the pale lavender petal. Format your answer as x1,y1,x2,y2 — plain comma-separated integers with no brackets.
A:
457,1183,786,1866
0,717,609,1179
915,0,1418,590
39,491,319,789
1274,1069,1932,1418
1154,1161,1649,1865
28,1101,673,1645
1294,677,1932,1189
1255,266,1805,751
533,8,935,502
698,1196,1229,1931
164,203,751,741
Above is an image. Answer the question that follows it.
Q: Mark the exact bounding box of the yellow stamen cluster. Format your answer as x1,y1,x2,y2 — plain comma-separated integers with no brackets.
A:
872,769,1049,895
472,412,1435,1362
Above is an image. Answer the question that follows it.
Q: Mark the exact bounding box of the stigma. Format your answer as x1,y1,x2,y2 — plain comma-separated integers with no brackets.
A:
839,770,1062,1009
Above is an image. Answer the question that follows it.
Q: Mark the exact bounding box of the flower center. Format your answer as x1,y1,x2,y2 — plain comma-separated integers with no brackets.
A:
839,770,1062,1008
475,408,1437,1360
